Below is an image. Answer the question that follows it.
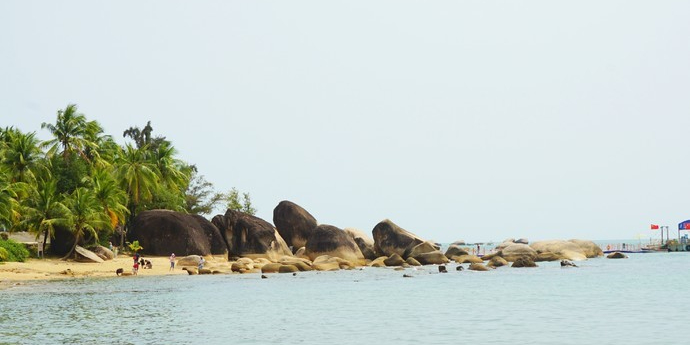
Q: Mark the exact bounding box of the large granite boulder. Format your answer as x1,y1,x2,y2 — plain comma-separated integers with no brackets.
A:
452,255,483,264
344,228,377,260
444,244,469,259
512,257,537,267
384,253,405,266
372,219,425,258
568,239,604,258
273,200,317,250
407,241,439,258
530,240,587,261
415,251,450,265
500,243,538,262
304,224,365,265
129,210,227,256
212,209,292,261
487,256,509,268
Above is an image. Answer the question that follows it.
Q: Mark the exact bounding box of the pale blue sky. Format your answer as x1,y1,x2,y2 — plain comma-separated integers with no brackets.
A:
2,1,690,242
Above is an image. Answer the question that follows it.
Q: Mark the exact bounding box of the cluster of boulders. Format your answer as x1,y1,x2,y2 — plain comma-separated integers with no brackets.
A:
103,200,605,273
468,238,604,269
117,200,448,272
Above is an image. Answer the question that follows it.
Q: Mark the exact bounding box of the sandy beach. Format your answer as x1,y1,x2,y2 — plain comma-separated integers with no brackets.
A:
0,255,221,290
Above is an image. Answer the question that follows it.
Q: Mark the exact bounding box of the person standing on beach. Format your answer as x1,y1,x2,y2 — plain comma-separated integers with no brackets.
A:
198,256,205,271
169,253,176,271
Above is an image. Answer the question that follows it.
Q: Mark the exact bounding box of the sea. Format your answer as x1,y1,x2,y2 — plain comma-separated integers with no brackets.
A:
1,249,689,345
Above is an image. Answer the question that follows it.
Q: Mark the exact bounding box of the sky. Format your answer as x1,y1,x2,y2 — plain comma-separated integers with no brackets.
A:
2,1,690,243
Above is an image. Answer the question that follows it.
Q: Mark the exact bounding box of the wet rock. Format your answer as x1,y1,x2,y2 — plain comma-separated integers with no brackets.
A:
487,256,509,268
468,263,489,271
511,257,537,268
607,252,628,259
384,253,405,266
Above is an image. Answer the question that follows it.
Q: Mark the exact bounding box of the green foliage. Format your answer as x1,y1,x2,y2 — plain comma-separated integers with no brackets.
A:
49,154,89,195
2,104,253,254
185,168,224,215
226,187,256,215
128,240,143,252
0,239,30,262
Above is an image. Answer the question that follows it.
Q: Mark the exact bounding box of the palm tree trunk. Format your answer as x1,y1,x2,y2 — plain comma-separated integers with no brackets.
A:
42,229,48,258
61,233,80,260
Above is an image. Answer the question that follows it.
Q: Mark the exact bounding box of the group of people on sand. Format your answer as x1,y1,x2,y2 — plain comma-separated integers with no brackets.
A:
125,252,205,275
132,252,152,275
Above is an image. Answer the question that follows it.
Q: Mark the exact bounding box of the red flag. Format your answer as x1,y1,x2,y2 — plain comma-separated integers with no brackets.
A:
651,224,659,230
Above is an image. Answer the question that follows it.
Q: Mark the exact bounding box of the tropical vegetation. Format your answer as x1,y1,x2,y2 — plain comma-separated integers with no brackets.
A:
0,104,253,260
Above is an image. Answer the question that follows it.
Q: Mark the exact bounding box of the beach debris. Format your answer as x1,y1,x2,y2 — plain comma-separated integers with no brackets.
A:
403,274,413,278
59,269,74,276
261,275,268,279
456,265,464,271
438,265,448,273
115,268,124,276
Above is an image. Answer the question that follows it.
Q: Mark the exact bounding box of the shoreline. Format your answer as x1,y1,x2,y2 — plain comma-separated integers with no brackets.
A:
0,255,201,290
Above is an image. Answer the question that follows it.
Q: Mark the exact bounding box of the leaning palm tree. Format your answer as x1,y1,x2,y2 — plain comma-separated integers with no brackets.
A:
20,178,71,255
115,144,158,245
62,187,109,260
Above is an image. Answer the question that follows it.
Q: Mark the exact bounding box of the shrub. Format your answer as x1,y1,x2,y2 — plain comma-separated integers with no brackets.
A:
0,239,30,262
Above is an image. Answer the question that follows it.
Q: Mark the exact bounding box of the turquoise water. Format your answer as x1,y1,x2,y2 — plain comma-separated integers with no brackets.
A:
1,253,689,345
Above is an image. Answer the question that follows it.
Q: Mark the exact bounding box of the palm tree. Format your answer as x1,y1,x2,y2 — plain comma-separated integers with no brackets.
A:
0,129,44,183
90,168,129,230
62,187,109,259
150,141,189,192
41,104,97,161
0,176,19,230
115,144,158,245
20,178,71,255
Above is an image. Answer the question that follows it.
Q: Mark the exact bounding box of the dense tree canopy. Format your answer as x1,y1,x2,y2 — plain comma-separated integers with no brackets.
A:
0,104,253,258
